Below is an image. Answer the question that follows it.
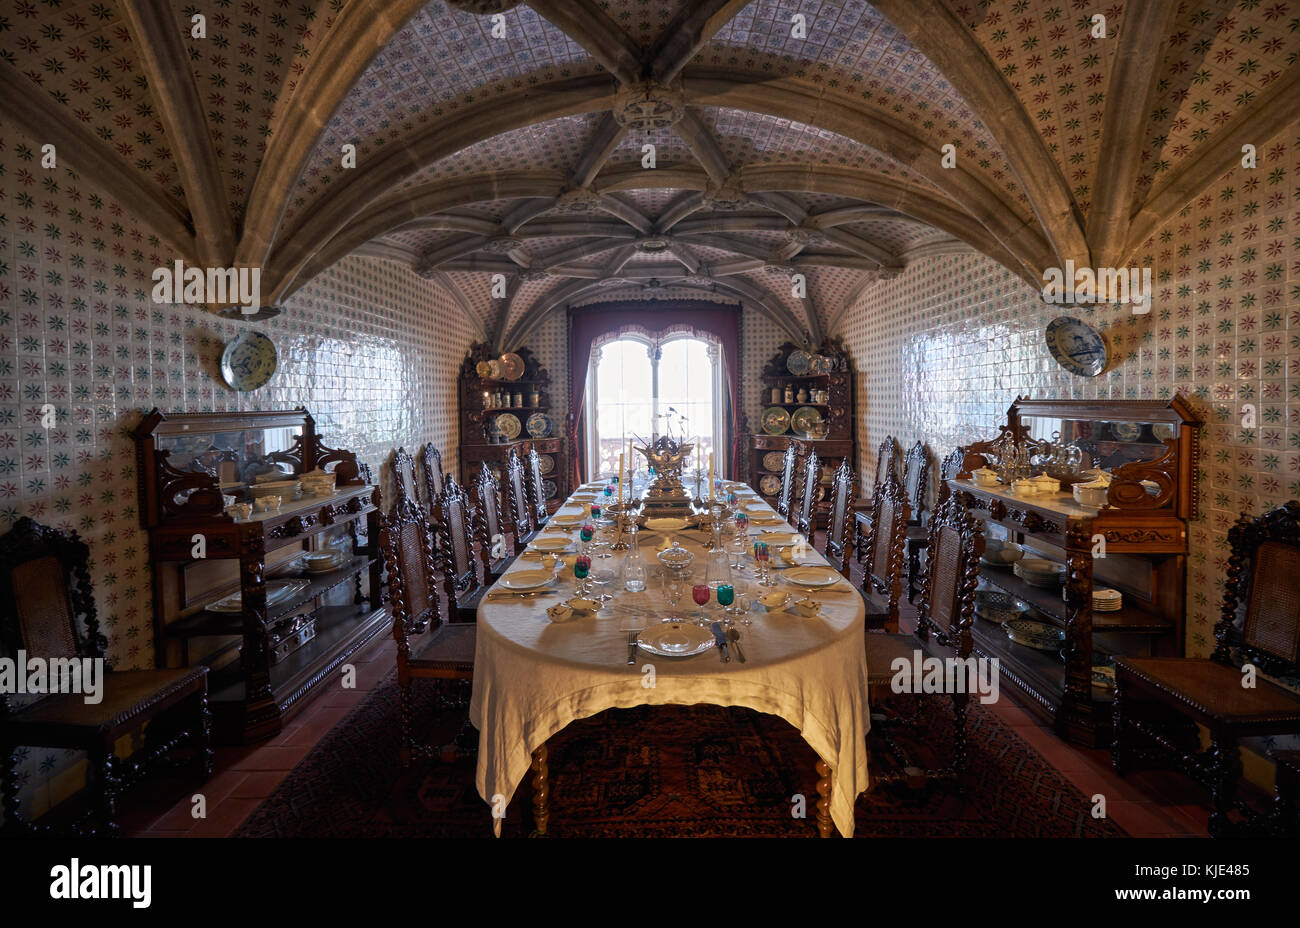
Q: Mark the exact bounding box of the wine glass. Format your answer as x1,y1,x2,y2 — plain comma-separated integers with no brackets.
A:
579,522,595,557
590,560,618,606
691,583,711,627
716,584,735,625
728,578,752,625
755,542,774,587
661,571,688,620
573,554,591,596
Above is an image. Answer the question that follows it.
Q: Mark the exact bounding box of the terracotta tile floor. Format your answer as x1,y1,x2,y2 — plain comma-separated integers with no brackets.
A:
119,599,1218,838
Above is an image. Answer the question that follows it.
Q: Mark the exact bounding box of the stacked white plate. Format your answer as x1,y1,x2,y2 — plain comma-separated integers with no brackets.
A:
1014,557,1065,588
304,550,347,574
1092,587,1123,612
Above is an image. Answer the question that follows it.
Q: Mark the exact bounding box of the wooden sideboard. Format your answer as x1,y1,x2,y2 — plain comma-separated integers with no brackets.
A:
952,396,1202,747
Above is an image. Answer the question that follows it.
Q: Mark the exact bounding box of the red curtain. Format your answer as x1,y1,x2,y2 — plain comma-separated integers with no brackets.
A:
566,301,742,485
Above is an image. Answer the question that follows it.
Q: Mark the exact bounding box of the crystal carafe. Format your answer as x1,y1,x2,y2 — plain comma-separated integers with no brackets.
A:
704,517,732,589
621,525,648,592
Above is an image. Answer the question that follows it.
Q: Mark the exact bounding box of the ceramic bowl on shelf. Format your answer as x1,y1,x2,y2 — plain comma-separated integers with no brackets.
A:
974,590,1030,624
1030,474,1060,495
972,467,1000,487
1073,482,1110,509
981,539,1024,566
1004,618,1066,651
249,479,300,499
1011,478,1037,498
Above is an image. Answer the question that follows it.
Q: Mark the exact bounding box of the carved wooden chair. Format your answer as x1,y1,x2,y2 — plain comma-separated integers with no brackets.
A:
377,473,476,768
775,440,802,520
386,446,420,515
859,467,911,633
472,462,513,579
418,442,446,517
0,518,211,836
526,447,550,530
1271,750,1300,836
863,495,985,784
822,457,855,575
794,448,820,539
854,436,901,564
901,441,933,603
504,448,536,549
435,475,490,623
1112,501,1300,836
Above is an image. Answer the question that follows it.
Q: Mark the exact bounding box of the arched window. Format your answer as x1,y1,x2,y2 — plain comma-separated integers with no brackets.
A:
586,333,723,479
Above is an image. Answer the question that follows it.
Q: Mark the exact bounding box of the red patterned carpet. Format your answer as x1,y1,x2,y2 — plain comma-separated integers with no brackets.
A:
235,674,1126,838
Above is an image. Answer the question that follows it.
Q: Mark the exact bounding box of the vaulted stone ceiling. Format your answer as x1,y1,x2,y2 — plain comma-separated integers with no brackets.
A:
4,0,1298,346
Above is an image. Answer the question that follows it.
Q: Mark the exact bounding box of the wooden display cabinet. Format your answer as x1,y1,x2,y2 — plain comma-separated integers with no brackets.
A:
746,338,854,526
134,408,388,743
951,396,1202,747
458,343,566,510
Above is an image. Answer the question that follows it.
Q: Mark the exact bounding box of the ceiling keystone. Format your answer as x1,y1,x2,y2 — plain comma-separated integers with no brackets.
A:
612,81,687,132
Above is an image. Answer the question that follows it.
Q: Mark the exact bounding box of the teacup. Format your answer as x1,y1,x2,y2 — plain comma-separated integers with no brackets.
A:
792,598,822,617
1011,479,1037,498
253,495,281,513
229,502,253,521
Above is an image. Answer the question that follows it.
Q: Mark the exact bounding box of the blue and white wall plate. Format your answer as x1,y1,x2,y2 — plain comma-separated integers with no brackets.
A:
1045,316,1108,377
220,331,278,391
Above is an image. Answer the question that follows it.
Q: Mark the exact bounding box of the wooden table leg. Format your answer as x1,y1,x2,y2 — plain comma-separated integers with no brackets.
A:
530,742,550,837
815,759,833,838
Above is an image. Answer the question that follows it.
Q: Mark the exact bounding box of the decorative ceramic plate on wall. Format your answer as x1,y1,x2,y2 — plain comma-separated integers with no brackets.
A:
786,349,812,375
791,406,824,438
1045,316,1108,376
499,352,524,381
762,451,785,473
220,331,278,391
526,412,551,438
542,479,557,501
759,474,781,495
476,361,494,378
538,453,555,475
495,412,521,440
761,406,791,435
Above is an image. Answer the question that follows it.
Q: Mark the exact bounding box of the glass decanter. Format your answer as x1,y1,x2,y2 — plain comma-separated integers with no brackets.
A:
704,516,732,590
621,525,648,592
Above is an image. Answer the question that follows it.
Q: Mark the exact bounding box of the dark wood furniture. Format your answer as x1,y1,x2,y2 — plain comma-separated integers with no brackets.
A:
526,448,551,531
133,408,387,743
953,396,1202,747
504,448,536,549
473,461,513,577
418,443,446,515
377,462,476,767
775,440,801,520
864,495,985,782
794,448,821,539
1113,501,1300,835
854,436,901,564
1,518,211,835
434,475,488,623
901,441,933,603
1273,750,1300,837
823,457,855,574
747,339,853,527
458,343,566,513
860,468,910,633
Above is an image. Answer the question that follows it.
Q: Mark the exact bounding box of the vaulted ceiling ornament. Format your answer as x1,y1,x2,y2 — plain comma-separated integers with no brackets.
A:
634,235,672,253
483,235,525,254
612,81,687,132
553,187,604,213
786,227,824,247
701,178,749,211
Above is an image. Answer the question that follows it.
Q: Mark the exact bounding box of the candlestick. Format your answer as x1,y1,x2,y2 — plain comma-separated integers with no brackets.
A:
618,451,624,505
708,452,714,505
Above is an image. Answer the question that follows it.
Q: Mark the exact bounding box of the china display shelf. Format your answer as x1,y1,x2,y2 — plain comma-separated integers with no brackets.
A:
165,556,373,639
760,374,834,383
970,618,1113,724
978,565,1174,635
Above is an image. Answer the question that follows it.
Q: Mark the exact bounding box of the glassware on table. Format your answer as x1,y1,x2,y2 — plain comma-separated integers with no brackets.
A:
579,522,595,556
661,570,689,620
704,516,732,589
621,525,647,592
728,578,752,624
691,583,712,627
573,553,592,595
716,583,735,624
589,560,618,606
754,541,775,587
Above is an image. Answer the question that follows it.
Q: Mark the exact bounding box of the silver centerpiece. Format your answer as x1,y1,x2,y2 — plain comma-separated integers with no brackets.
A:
634,436,695,516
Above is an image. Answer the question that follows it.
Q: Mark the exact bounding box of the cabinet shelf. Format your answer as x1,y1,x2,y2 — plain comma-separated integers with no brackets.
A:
978,564,1174,635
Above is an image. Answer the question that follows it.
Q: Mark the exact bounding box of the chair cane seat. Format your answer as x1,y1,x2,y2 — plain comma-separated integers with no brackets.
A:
408,622,477,674
1116,657,1300,729
864,633,946,686
3,667,208,745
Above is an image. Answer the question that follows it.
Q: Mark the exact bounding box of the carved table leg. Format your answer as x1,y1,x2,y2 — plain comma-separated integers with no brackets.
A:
530,742,550,837
2,747,29,835
1207,732,1242,838
90,748,121,837
195,689,214,781
815,759,833,838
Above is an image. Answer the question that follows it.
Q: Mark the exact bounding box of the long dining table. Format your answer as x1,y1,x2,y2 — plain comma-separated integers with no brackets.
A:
469,480,871,837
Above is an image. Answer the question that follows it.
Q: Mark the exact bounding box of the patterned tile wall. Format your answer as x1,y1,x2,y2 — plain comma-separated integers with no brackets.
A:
832,117,1298,679
0,123,476,819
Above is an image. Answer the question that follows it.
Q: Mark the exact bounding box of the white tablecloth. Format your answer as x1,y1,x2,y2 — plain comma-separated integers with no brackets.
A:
469,486,871,837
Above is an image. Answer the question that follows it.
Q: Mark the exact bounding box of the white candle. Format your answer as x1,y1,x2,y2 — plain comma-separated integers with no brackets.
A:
618,451,624,504
708,452,714,504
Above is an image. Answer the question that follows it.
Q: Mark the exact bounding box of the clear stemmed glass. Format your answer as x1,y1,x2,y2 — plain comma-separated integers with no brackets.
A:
589,560,618,606
661,571,688,620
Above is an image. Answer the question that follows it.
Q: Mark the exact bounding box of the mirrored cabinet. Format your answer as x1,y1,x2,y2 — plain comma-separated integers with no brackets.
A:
134,408,388,743
951,396,1203,747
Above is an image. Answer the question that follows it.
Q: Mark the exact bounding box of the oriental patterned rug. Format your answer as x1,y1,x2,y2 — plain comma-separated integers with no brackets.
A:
235,675,1126,838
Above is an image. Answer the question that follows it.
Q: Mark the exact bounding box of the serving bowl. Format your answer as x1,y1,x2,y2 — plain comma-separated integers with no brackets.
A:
792,598,822,617
974,590,1029,624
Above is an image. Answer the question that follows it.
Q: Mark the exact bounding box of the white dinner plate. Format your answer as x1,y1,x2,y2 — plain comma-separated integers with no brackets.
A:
782,566,839,587
748,514,784,525
551,511,586,525
499,569,557,591
530,536,573,552
636,622,716,658
758,532,800,546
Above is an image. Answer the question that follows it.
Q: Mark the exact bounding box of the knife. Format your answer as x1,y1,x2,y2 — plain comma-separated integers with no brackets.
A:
710,621,731,663
626,631,639,665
